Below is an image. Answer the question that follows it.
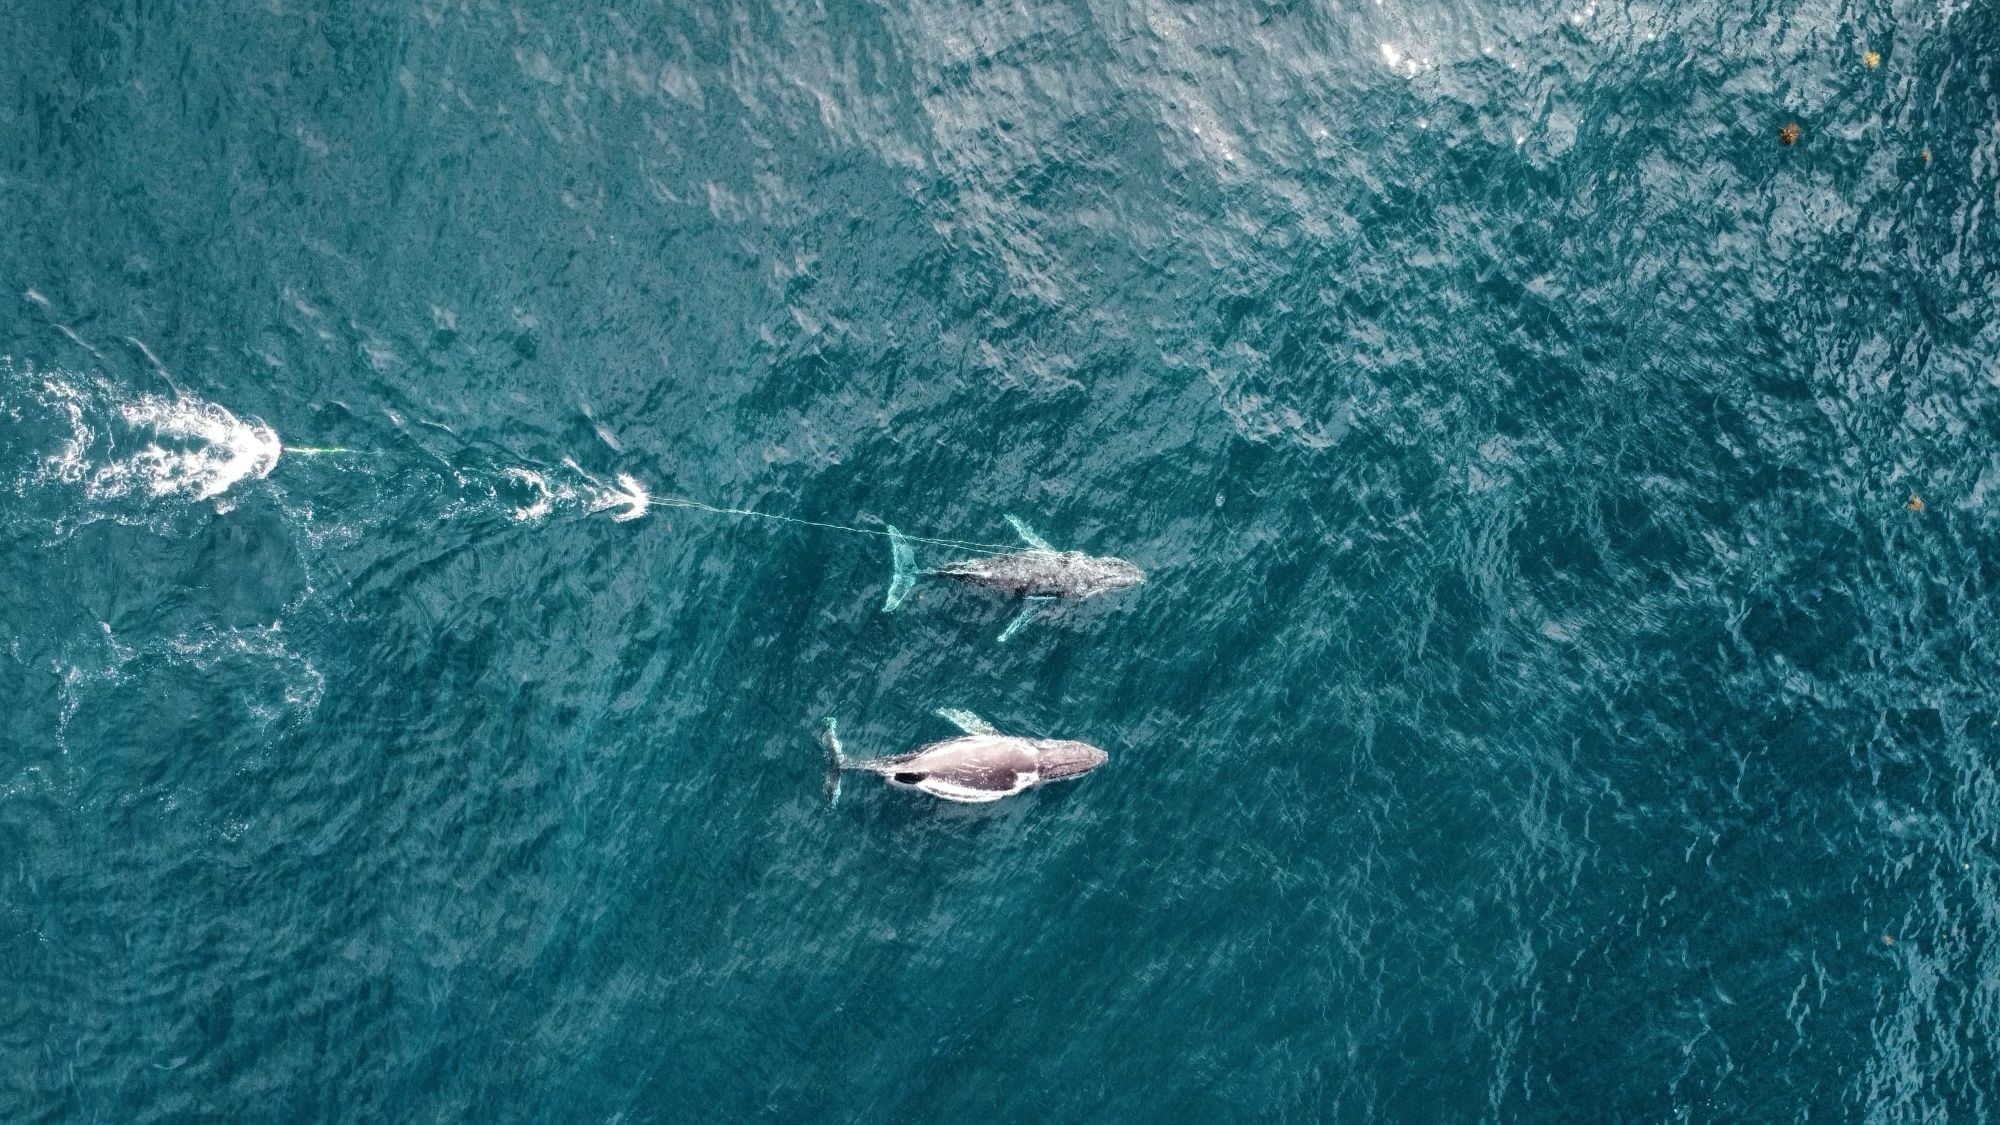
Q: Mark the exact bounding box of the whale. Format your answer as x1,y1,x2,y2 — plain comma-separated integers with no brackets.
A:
882,515,1144,640
820,709,1108,804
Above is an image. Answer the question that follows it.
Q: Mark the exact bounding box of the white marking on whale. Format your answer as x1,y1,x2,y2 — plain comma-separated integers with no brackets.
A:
819,709,1107,805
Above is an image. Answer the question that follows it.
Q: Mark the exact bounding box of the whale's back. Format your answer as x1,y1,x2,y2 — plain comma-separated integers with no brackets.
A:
855,735,1106,802
934,551,1145,599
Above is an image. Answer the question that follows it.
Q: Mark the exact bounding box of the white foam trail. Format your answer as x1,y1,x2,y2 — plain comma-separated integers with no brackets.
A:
164,622,325,720
40,376,93,485
8,364,282,505
54,620,324,755
502,467,563,522
551,456,651,523
498,462,650,523
89,393,282,502
594,472,650,522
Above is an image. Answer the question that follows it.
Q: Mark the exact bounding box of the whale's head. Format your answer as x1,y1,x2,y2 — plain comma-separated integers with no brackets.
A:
1035,740,1109,781
1076,555,1146,598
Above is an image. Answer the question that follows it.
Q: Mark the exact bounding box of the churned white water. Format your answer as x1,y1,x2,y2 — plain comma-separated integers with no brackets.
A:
9,365,281,505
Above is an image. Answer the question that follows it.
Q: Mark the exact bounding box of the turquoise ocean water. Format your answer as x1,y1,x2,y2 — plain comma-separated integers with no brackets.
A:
4,1,1999,1120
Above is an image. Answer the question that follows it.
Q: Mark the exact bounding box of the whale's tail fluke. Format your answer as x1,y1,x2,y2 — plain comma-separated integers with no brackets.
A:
820,716,847,805
882,526,917,612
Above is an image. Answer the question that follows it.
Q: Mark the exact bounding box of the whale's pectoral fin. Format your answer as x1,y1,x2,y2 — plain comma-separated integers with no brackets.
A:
936,708,1000,736
1004,514,1057,553
996,596,1056,643
883,526,917,613
820,717,846,804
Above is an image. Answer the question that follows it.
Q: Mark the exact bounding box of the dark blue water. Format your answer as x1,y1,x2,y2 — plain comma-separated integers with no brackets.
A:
5,1,1999,1120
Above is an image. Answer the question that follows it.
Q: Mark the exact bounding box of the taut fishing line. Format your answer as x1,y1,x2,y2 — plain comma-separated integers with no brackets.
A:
554,458,1020,557
647,494,1018,555
2,358,1023,564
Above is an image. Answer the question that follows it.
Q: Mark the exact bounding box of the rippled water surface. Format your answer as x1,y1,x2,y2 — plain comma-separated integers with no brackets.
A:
4,0,1999,1120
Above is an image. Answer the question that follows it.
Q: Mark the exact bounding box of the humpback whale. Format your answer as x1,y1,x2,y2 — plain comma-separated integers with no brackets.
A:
882,515,1144,640
820,709,1108,804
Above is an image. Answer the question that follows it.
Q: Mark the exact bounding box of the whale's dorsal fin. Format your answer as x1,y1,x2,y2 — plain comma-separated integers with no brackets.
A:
1005,514,1057,552
936,708,1001,736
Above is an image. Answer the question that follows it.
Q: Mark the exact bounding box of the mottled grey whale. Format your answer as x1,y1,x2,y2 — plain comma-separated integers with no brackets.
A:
821,709,1107,804
882,515,1144,640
